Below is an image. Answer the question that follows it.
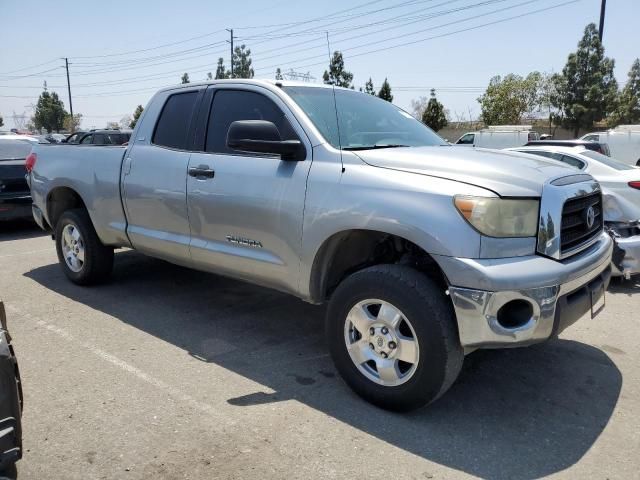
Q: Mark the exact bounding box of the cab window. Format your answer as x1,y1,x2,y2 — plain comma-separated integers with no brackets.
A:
153,91,199,150
205,89,298,155
457,133,475,145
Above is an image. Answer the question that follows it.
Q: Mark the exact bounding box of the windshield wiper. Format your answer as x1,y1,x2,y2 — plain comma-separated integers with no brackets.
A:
343,144,410,151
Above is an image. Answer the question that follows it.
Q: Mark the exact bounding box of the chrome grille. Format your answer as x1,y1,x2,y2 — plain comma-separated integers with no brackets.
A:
560,192,603,255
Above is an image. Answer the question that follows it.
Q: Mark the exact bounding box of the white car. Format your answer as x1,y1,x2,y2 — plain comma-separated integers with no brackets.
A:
454,126,539,149
0,134,39,144
508,145,640,278
581,125,640,166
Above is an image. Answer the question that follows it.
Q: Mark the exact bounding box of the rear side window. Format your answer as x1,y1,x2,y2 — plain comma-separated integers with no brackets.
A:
205,90,297,154
559,155,585,169
153,91,199,150
92,133,105,144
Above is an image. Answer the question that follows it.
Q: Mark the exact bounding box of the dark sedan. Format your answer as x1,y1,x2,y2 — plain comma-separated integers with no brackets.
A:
0,139,33,222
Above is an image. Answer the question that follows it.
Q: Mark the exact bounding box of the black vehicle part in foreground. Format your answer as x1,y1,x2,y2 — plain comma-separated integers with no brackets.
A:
0,302,23,474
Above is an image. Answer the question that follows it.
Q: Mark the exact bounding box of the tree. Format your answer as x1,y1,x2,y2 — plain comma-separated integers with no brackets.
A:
538,72,565,134
609,58,640,126
421,89,448,131
363,77,375,95
322,51,353,88
0,115,3,127
63,113,82,132
130,105,144,129
181,73,190,84
215,58,229,79
232,45,254,79
119,115,132,129
106,121,119,129
378,78,393,102
34,90,67,132
554,23,618,135
410,96,429,120
477,72,541,125
206,72,213,80
275,68,283,81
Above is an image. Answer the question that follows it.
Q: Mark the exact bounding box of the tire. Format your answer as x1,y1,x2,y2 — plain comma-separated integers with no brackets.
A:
55,209,114,285
326,264,463,411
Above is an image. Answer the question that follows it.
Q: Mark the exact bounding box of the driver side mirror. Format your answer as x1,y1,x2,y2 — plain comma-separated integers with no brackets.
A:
226,120,305,161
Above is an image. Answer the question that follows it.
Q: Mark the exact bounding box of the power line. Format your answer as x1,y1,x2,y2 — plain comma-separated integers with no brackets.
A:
0,59,59,76
255,0,575,75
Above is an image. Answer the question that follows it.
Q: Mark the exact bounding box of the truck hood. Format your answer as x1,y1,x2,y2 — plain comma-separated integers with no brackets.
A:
353,146,582,197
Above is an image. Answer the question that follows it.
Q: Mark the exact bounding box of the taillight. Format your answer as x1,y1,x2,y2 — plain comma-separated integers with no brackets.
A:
629,181,640,190
25,152,37,173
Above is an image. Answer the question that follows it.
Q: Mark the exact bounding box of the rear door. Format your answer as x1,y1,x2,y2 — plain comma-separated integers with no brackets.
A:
185,85,312,294
122,88,203,264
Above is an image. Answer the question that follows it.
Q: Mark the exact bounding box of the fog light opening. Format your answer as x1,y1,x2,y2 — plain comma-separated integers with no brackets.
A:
496,299,534,329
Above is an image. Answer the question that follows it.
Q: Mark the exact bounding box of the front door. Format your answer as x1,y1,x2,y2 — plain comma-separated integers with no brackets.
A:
186,85,312,294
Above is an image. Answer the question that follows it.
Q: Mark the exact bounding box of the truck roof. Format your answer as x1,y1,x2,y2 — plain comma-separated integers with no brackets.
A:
155,79,342,95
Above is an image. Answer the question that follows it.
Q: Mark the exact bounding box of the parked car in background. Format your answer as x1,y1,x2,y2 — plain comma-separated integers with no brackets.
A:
28,80,613,411
0,134,39,144
526,139,611,156
63,131,87,144
77,129,132,146
0,302,23,478
454,126,539,149
508,145,640,278
0,138,34,222
44,133,67,143
581,125,640,166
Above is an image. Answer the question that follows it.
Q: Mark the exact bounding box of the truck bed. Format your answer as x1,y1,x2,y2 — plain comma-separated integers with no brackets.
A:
30,144,131,246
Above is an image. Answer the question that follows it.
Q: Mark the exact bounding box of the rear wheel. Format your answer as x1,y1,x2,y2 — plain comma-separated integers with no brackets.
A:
326,264,463,411
55,209,113,285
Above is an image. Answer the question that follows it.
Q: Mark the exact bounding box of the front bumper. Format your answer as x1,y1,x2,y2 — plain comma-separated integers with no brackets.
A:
435,232,613,349
611,234,640,278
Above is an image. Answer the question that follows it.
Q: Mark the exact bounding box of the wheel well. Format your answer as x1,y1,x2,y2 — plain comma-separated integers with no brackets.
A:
47,187,87,230
310,230,448,303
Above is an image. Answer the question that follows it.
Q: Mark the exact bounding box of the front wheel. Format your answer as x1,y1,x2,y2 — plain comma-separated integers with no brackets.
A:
55,209,114,285
326,265,463,411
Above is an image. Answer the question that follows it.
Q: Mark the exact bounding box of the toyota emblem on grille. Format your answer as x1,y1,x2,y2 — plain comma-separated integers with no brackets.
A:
585,206,596,228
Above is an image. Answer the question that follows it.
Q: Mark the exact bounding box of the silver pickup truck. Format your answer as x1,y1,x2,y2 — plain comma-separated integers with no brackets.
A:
28,80,613,411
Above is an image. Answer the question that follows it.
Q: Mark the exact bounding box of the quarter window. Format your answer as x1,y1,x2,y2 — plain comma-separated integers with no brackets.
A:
153,91,199,150
205,90,297,154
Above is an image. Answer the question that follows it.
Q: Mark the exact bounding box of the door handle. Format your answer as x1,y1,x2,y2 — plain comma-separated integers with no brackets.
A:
188,166,215,179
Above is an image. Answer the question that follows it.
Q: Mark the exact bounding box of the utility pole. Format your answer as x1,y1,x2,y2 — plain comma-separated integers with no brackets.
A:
226,28,234,78
64,57,74,123
598,0,606,42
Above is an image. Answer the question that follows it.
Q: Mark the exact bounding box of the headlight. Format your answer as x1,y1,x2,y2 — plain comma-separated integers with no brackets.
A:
454,196,539,237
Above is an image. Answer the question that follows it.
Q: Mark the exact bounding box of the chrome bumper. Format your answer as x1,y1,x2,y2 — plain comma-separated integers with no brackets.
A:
440,233,613,349
612,234,640,278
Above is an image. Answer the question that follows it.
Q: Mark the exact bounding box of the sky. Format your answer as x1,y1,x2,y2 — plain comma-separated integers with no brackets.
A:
1,0,638,130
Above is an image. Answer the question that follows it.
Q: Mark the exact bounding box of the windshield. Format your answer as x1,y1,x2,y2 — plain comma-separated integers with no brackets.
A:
580,150,636,171
283,86,447,150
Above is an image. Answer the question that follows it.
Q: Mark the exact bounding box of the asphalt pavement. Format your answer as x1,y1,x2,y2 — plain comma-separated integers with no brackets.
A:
1,221,639,480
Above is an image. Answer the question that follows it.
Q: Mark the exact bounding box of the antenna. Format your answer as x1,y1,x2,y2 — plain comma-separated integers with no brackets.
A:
325,31,345,173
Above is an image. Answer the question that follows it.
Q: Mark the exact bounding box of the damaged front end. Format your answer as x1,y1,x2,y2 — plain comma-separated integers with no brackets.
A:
606,221,640,279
